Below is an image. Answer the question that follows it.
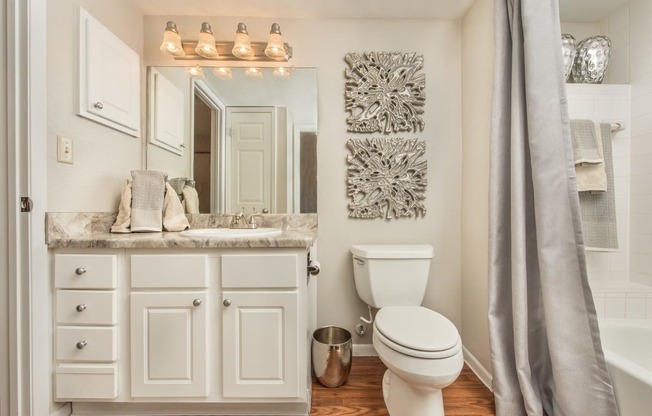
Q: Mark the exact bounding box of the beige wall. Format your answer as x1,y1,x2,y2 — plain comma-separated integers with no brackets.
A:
145,16,464,341
47,0,144,211
461,0,494,377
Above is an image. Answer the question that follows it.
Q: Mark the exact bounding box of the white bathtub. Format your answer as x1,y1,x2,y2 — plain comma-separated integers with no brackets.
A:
599,319,652,416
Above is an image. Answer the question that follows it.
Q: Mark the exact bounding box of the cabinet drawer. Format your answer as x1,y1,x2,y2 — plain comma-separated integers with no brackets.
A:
56,327,117,362
55,254,117,289
222,254,298,288
131,254,208,288
56,290,117,325
55,365,117,400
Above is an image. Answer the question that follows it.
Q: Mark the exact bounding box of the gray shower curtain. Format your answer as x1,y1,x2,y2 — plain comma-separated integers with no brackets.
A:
488,0,619,415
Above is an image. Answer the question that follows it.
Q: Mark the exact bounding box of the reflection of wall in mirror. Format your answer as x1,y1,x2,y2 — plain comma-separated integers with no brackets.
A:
300,132,317,213
193,95,212,213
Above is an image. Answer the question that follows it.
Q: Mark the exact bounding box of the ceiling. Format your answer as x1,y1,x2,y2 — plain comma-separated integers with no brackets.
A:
132,0,476,20
133,0,632,24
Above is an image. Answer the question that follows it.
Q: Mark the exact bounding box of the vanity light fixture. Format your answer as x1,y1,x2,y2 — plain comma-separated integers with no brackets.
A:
159,21,292,62
160,21,185,57
232,23,255,59
244,67,264,79
212,67,233,80
186,66,205,78
273,67,292,80
195,22,219,59
264,24,287,60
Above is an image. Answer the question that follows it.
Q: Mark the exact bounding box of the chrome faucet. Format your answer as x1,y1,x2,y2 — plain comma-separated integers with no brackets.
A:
227,208,264,229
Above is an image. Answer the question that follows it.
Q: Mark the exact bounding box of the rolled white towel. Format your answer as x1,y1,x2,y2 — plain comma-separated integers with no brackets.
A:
182,185,200,214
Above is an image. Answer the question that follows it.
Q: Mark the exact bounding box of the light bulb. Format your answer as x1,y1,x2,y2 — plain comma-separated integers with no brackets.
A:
160,21,185,58
232,23,254,59
264,23,286,60
186,66,205,78
273,67,291,80
244,67,263,79
212,67,233,80
195,22,218,59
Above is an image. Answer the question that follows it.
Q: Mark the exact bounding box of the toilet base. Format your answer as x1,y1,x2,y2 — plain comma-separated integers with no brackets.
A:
382,369,445,416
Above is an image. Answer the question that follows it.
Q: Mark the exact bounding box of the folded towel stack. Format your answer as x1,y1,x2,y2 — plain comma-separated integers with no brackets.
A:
111,170,190,233
571,119,607,193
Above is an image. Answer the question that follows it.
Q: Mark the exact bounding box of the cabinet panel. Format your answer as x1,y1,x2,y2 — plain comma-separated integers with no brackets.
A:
55,254,117,289
222,291,299,398
222,253,298,288
55,365,118,400
148,68,186,155
131,254,208,288
56,327,117,362
131,292,208,397
56,290,117,325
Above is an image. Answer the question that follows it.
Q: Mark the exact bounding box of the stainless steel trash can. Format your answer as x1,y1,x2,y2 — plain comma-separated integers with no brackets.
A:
312,326,352,388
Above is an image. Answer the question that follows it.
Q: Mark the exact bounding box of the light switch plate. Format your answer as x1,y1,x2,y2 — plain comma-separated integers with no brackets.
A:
57,135,73,164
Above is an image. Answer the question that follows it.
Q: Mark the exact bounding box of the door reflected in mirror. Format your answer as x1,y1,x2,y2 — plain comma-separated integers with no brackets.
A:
146,66,318,214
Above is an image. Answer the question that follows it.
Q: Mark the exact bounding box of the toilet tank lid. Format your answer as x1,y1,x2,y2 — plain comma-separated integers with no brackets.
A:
351,244,434,259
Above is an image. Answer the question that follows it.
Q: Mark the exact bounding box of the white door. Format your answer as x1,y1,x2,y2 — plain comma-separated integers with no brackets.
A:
130,292,208,397
222,291,299,398
226,108,275,213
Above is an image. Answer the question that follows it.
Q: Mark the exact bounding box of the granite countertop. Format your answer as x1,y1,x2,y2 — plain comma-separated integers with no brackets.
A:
46,213,317,249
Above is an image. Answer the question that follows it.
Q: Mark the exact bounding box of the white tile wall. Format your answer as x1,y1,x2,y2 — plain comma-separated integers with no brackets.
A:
567,84,632,283
591,282,652,319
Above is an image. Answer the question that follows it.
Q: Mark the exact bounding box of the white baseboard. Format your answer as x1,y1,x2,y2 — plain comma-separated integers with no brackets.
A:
353,343,377,356
463,346,493,391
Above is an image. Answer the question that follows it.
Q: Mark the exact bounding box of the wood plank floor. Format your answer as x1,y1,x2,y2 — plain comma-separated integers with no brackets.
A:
311,356,495,416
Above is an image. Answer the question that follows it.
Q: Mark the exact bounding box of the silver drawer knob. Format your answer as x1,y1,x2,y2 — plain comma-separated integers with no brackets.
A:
223,299,232,307
193,299,202,307
75,267,87,276
76,304,87,312
76,341,87,350
93,102,104,110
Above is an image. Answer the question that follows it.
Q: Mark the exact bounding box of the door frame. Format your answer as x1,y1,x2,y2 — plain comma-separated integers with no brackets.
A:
193,79,226,213
5,0,49,415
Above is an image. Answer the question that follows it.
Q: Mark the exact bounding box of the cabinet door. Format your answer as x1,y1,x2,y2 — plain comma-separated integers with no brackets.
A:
222,291,299,398
130,292,207,397
79,8,140,136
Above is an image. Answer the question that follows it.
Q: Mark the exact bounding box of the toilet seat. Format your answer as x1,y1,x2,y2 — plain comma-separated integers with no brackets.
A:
374,306,461,359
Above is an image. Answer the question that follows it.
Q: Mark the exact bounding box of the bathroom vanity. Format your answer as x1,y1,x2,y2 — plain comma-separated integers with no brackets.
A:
47,213,318,416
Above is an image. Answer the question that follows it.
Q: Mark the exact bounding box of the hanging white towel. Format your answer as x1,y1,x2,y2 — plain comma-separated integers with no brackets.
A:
574,121,607,193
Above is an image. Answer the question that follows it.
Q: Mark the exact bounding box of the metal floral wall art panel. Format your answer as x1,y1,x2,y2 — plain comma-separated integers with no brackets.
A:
347,138,427,219
345,52,426,134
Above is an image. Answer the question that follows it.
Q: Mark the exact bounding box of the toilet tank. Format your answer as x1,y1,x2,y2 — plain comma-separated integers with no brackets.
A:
351,245,434,308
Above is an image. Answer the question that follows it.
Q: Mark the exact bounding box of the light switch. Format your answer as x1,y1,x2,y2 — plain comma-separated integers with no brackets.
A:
57,135,73,164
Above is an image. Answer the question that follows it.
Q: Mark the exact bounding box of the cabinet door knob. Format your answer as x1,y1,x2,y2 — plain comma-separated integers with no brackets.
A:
193,299,202,307
76,341,87,350
223,299,232,307
76,304,87,312
93,101,104,110
180,143,186,148
75,267,87,276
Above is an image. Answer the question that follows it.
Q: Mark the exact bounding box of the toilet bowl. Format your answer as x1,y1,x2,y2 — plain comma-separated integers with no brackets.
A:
350,245,463,415
372,306,463,416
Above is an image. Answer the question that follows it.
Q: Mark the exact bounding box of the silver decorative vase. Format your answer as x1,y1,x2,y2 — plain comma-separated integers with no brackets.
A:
572,35,611,84
561,33,576,81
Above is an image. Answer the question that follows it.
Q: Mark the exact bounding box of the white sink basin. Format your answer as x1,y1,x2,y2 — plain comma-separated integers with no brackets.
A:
180,228,283,239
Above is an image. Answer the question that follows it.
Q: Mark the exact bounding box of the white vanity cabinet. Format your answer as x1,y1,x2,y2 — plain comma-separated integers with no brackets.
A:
53,253,119,401
130,253,209,398
221,253,303,398
51,246,313,415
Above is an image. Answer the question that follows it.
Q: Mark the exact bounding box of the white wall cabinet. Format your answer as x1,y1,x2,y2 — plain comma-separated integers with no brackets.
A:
147,68,186,155
78,8,141,137
51,247,313,415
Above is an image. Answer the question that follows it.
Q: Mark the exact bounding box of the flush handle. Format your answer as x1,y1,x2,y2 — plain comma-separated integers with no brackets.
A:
354,257,365,266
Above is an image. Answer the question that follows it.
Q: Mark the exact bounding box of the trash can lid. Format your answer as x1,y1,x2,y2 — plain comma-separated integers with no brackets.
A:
375,306,459,353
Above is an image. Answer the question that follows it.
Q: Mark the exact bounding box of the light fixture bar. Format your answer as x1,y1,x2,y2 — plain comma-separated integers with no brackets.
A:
175,41,292,61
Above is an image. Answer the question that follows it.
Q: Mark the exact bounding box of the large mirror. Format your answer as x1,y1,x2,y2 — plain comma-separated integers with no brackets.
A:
146,66,318,214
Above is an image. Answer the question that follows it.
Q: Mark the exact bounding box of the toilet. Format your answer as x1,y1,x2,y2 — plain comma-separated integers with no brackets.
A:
351,244,463,416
